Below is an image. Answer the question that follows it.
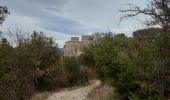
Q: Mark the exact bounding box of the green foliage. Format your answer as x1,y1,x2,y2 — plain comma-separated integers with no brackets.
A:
0,6,9,24
0,30,93,99
0,39,36,100
93,33,121,80
63,57,80,85
79,46,95,68
0,31,61,100
36,76,56,91
133,28,162,42
121,1,170,98
88,31,167,99
30,31,60,70
29,31,61,91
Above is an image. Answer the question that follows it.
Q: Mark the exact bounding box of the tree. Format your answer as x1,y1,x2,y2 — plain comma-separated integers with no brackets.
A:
121,0,170,99
0,37,36,100
63,57,80,85
91,32,103,45
79,46,95,68
0,6,9,24
0,31,61,99
93,33,121,80
120,0,170,30
29,31,61,90
115,37,161,99
91,32,164,99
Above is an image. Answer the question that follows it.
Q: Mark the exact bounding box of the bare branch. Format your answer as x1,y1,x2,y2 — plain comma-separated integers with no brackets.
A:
120,0,170,29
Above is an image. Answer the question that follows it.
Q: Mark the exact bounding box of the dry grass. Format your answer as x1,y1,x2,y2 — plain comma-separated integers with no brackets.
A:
31,92,52,100
31,80,96,100
87,84,119,100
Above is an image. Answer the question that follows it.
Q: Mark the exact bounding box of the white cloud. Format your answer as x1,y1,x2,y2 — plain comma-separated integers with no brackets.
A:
0,0,147,47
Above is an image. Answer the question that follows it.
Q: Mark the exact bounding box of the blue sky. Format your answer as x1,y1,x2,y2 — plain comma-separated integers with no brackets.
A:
0,0,147,47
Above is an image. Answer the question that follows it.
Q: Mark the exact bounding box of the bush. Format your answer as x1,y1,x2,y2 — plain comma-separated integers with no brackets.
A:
0,31,61,100
63,57,80,85
91,32,166,99
36,76,56,91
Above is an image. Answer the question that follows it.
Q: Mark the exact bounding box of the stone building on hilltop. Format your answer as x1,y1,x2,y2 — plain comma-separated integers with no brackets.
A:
64,35,92,57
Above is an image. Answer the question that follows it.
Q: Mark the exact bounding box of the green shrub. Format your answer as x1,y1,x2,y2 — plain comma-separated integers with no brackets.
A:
63,57,80,85
36,76,56,91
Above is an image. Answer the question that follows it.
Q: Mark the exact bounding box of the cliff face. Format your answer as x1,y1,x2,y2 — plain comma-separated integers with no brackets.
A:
64,35,92,57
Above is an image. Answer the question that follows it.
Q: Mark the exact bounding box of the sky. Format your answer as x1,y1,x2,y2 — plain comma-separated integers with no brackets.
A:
0,0,147,47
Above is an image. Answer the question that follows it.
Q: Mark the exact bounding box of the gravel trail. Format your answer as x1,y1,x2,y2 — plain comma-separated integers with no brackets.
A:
46,80,101,100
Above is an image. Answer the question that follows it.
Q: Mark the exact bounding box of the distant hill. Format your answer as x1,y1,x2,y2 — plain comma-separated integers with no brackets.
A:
58,48,64,55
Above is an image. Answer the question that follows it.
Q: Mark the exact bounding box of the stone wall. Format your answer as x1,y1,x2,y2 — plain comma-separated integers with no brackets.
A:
64,35,92,57
82,35,93,46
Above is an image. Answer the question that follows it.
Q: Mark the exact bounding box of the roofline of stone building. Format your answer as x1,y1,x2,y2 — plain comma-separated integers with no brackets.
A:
65,40,82,42
82,35,92,37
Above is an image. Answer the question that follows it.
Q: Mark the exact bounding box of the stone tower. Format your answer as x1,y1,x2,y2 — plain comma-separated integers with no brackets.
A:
82,35,93,46
64,37,82,57
64,35,92,57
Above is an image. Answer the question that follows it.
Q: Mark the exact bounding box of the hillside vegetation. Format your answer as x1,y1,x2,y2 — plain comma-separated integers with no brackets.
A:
0,0,170,100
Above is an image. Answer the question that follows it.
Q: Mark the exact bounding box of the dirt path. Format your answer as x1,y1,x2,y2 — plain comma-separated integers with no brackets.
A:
46,80,101,100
